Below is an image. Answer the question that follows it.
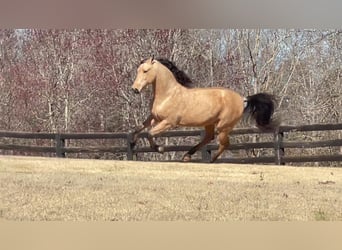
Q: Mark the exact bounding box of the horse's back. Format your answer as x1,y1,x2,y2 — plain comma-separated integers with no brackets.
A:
188,87,244,109
178,87,244,126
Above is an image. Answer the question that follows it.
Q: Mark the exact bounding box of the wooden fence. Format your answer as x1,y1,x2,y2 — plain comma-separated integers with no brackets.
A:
0,123,341,165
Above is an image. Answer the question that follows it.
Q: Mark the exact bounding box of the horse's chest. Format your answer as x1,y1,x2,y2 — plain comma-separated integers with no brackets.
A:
151,101,174,121
151,107,167,121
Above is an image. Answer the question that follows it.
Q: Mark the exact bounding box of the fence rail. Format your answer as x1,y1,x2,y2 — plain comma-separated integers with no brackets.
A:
0,123,341,165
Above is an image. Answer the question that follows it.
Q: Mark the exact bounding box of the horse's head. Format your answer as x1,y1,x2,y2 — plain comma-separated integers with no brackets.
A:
132,57,156,94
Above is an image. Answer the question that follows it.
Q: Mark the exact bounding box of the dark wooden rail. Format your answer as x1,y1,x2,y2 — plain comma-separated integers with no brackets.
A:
0,123,341,165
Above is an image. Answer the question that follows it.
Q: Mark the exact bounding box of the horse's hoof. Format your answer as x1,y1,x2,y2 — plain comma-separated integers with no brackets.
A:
152,145,164,153
182,154,191,162
209,158,217,163
157,146,164,153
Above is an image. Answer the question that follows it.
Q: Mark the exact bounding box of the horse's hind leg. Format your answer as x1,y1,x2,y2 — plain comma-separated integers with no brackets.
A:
182,125,215,162
211,130,230,163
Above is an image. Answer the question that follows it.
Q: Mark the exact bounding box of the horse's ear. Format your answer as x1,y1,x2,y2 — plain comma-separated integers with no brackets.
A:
151,55,155,64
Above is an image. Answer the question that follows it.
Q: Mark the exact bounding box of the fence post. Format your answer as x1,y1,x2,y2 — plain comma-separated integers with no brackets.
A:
200,130,211,163
274,129,285,165
127,133,136,161
55,134,66,158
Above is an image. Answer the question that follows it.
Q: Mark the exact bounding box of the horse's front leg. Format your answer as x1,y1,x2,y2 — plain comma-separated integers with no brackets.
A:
131,114,154,147
148,119,174,153
131,114,163,152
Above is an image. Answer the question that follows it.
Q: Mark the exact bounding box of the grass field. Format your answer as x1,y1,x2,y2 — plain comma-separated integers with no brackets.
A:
0,156,341,221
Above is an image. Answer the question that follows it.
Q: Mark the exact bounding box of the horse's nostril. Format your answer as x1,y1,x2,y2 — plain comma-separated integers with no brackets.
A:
133,88,140,94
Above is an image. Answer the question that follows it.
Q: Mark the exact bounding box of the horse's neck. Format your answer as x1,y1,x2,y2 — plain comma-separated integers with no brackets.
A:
152,67,181,103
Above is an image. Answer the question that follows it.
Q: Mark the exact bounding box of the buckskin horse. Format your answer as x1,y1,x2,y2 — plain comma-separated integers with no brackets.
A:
131,56,278,163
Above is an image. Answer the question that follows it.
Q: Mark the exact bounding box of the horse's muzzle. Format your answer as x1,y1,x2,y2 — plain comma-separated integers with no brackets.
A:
132,88,140,94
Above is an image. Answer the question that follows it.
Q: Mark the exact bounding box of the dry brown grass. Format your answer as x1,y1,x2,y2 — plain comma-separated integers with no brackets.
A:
0,156,341,221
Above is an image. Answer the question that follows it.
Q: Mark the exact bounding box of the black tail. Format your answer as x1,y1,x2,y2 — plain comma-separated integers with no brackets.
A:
244,93,279,131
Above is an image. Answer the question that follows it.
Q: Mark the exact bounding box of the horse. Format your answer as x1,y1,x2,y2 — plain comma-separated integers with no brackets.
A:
131,56,278,163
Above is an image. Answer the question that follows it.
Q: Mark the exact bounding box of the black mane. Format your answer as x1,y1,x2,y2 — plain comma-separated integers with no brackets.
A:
140,57,194,88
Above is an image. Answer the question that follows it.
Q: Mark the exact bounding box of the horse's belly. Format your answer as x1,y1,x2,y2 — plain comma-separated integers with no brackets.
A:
178,108,220,127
